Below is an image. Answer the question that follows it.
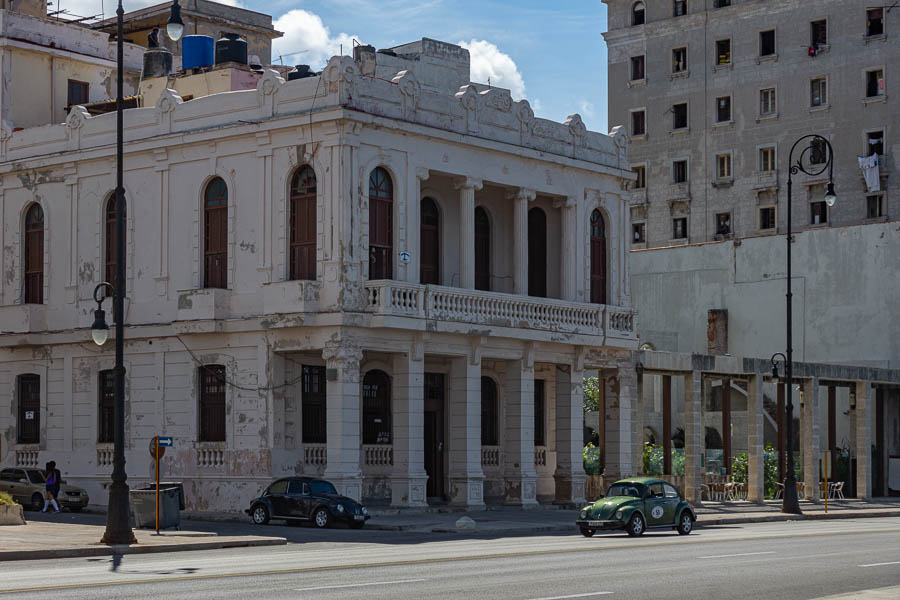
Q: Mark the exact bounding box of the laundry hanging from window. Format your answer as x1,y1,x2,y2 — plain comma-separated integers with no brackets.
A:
858,153,881,193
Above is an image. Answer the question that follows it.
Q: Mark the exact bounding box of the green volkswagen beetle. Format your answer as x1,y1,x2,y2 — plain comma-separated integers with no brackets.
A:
576,477,696,538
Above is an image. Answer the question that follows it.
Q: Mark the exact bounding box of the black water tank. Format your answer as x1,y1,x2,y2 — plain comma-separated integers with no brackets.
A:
215,33,248,65
287,65,314,80
142,48,173,79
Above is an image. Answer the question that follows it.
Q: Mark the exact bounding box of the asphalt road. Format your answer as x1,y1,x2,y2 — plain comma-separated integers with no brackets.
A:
3,518,900,599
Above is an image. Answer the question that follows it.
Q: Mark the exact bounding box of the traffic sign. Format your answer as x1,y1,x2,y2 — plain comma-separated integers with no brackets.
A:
157,436,173,447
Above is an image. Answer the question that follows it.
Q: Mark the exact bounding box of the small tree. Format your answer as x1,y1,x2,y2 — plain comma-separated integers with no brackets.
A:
583,375,599,413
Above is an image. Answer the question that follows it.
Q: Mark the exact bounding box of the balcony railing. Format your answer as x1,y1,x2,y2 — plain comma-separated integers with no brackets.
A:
365,281,635,340
482,446,501,468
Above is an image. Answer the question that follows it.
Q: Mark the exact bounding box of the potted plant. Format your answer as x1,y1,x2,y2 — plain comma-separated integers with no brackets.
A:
0,491,26,525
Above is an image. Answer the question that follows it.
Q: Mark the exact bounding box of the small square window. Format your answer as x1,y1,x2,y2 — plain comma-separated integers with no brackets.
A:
715,0,731,7
760,88,776,116
866,69,885,98
810,138,827,165
673,217,688,239
673,160,688,183
633,223,646,243
632,165,646,189
631,55,645,81
674,0,687,17
67,79,89,107
717,153,732,179
760,30,776,56
866,8,884,36
672,47,687,73
673,103,688,129
811,20,827,46
811,78,827,107
868,131,884,156
716,213,732,235
760,146,776,172
810,200,828,225
716,96,731,122
759,206,776,230
632,110,646,136
867,194,884,218
716,39,731,65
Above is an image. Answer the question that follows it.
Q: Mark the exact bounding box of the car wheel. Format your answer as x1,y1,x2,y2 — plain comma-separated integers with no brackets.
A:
30,493,44,512
579,527,596,538
251,504,270,525
350,521,365,530
626,513,645,537
677,511,693,535
312,506,331,528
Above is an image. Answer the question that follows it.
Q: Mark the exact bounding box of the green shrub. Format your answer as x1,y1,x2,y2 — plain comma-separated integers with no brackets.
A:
583,442,602,475
0,492,15,506
583,376,599,413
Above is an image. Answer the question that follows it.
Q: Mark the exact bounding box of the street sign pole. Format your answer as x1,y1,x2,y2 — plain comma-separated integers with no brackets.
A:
155,436,160,535
823,450,829,514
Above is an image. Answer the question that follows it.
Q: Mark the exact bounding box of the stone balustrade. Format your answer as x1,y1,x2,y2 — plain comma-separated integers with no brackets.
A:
96,447,114,468
534,447,547,467
481,446,500,467
363,444,394,467
197,448,225,469
304,444,327,466
15,450,39,468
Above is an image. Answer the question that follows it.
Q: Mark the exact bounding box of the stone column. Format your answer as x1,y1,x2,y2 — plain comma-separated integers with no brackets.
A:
554,364,586,503
504,357,538,506
554,198,576,301
508,187,535,295
322,343,364,500
855,381,872,499
455,177,483,289
390,350,428,507
801,378,821,503
409,168,430,284
683,370,703,503
633,366,645,476
746,374,765,502
602,367,634,480
447,355,484,507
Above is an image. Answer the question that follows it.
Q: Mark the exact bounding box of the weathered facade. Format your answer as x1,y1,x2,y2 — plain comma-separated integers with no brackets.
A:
0,40,637,512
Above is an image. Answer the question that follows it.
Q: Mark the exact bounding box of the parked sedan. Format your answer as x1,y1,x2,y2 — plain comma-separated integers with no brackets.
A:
575,477,696,537
246,477,370,529
0,467,90,512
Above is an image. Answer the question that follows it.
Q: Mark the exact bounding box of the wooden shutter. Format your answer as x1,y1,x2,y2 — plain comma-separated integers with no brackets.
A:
368,168,393,280
474,207,491,291
199,365,226,442
290,166,317,281
23,204,43,304
301,365,326,444
527,207,547,297
362,370,392,444
98,370,116,443
204,178,228,289
590,209,607,304
480,376,498,446
17,374,40,444
420,197,440,285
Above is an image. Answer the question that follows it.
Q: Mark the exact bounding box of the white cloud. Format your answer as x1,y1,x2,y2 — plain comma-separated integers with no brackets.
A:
458,39,526,99
271,9,356,68
579,100,596,119
57,0,160,21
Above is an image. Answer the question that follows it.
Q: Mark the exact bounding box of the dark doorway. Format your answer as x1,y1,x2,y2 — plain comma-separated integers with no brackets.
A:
527,207,547,297
424,373,445,500
420,197,440,285
590,209,607,304
363,370,392,444
474,207,491,290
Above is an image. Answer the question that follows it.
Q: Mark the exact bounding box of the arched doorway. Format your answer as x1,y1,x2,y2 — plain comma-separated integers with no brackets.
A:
528,207,547,297
474,206,491,291
590,209,607,304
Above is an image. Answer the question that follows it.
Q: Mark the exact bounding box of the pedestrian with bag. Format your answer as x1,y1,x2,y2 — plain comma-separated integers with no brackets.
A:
42,461,61,513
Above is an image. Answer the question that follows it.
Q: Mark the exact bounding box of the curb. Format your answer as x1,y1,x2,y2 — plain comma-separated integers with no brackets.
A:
0,536,287,562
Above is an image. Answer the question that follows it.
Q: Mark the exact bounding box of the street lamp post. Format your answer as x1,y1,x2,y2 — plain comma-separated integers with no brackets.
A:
776,134,837,516
92,0,183,546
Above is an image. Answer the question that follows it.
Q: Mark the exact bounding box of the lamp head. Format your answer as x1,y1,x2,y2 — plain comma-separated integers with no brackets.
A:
771,364,779,379
91,308,109,346
166,0,184,41
824,182,837,207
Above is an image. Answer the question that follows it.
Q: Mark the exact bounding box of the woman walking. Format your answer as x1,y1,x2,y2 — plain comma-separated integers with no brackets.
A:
42,461,61,513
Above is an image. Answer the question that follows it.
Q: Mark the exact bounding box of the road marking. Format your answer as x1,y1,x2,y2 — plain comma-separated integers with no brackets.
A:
859,561,900,568
526,594,612,600
697,551,775,559
293,579,425,591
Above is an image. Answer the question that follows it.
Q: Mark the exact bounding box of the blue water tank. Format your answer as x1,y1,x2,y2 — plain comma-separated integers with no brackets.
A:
182,35,215,70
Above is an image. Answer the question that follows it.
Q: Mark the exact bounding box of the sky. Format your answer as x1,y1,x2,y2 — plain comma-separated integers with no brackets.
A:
58,0,610,132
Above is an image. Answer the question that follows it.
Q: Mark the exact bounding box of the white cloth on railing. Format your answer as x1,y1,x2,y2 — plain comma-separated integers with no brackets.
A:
858,153,880,192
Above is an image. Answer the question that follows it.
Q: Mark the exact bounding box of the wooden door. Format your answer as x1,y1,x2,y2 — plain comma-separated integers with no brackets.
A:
527,207,547,297
17,375,40,444
200,365,226,442
420,198,440,285
474,207,491,291
23,204,43,304
368,168,393,280
424,373,445,499
204,178,228,289
590,209,607,304
290,166,317,281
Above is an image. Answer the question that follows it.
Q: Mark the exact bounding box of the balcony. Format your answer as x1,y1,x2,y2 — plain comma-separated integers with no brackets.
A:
364,281,636,341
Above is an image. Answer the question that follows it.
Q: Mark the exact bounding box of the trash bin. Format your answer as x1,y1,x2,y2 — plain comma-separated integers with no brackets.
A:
158,481,186,510
130,486,181,530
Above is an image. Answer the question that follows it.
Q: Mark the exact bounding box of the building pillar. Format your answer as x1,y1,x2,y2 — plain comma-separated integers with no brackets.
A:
554,363,586,504
722,379,732,476
455,177,483,289
555,198,576,301
508,188,535,295
683,370,703,503
322,343,364,500
447,355,484,507
602,367,634,479
408,168,429,284
801,378,820,503
747,374,765,502
633,367,645,476
390,350,428,507
504,357,538,506
663,375,672,475
855,381,873,499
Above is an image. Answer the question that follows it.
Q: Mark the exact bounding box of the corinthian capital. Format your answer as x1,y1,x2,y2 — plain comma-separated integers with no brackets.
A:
322,343,363,369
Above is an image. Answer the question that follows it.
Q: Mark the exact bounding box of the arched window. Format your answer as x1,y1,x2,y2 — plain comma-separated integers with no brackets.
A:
632,1,646,26
527,207,547,297
590,209,607,304
474,206,491,291
104,194,126,290
23,204,44,304
363,370,392,444
368,167,393,280
481,376,498,446
289,165,317,281
420,197,440,285
204,177,228,289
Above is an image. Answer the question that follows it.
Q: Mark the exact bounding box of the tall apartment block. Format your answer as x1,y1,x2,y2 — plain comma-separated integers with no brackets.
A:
603,0,898,248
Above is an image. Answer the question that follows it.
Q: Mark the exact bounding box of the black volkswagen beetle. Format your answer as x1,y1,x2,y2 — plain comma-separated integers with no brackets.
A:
246,477,369,529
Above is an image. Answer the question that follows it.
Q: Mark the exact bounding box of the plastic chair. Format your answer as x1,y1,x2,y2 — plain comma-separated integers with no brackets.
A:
832,481,845,499
775,482,784,499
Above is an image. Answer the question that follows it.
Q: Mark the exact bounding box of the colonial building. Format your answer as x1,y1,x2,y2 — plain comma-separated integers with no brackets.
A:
0,38,637,512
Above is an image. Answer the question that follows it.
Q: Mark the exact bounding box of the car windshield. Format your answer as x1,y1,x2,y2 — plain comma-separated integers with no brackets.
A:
606,483,643,498
26,470,46,484
309,480,337,495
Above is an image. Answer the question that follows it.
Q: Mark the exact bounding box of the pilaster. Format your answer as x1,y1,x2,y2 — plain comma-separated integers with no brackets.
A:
390,350,428,507
447,355,484,507
802,378,820,503
322,342,363,500
508,187,535,295
503,357,538,506
554,197,576,301
683,370,703,503
602,366,634,479
856,381,872,499
455,177,483,289
554,362,586,504
747,374,765,502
